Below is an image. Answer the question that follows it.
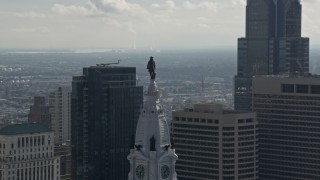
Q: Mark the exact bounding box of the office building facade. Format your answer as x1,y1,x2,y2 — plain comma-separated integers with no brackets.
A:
172,104,257,180
49,87,72,144
71,65,143,180
28,96,51,129
0,123,60,180
55,143,71,180
252,75,320,179
235,0,309,111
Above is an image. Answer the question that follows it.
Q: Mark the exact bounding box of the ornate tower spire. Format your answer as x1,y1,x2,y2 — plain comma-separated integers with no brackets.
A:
128,58,178,180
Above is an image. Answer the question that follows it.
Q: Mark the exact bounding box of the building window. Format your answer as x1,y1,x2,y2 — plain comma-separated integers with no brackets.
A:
281,84,294,93
296,84,308,94
311,85,320,94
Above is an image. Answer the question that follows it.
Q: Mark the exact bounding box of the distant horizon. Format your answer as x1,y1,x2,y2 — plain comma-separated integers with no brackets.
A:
0,44,320,52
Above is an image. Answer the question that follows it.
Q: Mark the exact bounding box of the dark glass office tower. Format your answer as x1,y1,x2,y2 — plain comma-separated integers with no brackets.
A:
235,0,309,111
71,65,143,180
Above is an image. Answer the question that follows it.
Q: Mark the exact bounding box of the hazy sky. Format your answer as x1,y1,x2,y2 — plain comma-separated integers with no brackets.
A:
1,0,319,49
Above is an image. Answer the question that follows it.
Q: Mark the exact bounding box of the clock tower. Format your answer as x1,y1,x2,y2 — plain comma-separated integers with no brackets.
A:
127,75,178,180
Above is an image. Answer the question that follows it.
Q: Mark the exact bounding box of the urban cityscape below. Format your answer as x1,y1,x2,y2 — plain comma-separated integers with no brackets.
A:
1,0,320,180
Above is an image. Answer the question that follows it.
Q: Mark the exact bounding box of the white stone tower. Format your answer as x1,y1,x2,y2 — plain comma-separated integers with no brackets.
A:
128,79,178,180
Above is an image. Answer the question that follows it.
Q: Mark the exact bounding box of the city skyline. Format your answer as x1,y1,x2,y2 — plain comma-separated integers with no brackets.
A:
234,0,310,111
1,0,319,49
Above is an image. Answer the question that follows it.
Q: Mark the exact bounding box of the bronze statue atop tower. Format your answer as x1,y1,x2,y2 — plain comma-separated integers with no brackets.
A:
147,56,156,79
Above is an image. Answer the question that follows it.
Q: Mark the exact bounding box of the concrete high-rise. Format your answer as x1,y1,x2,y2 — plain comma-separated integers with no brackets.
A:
0,123,60,180
71,65,143,180
172,104,257,180
235,0,309,111
49,87,71,144
252,75,320,179
28,96,51,129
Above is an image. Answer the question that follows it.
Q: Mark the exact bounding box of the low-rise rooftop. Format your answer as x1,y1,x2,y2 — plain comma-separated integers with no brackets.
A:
0,123,50,135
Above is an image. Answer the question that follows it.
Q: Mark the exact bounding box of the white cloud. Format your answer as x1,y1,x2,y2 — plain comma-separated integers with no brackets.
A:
152,0,176,10
197,23,210,28
13,27,49,33
91,0,132,13
183,1,219,11
197,17,209,21
52,3,101,17
231,0,246,6
0,11,46,18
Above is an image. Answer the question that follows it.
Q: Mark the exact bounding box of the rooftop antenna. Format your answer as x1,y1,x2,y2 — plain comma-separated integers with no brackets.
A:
96,60,121,67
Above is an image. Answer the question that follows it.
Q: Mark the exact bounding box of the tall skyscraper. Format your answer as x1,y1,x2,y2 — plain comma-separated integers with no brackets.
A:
0,123,60,180
128,79,178,180
49,87,72,144
172,104,257,180
252,75,320,179
28,96,51,129
235,0,309,111
71,65,143,180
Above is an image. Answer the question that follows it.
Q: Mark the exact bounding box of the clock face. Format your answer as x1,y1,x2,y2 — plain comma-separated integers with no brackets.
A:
161,165,170,179
135,165,145,179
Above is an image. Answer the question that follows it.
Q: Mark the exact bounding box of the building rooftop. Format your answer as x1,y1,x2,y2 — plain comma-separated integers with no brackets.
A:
178,103,252,114
0,123,50,135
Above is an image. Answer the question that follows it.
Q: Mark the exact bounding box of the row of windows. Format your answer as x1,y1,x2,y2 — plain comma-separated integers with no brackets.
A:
1,146,53,156
260,139,320,148
254,103,320,112
16,136,50,149
259,133,320,145
179,155,219,163
261,159,320,173
258,114,320,123
176,170,218,179
239,141,255,147
260,144,320,157
257,109,320,117
239,157,255,164
175,139,219,146
238,119,254,124
178,160,218,169
174,117,219,124
172,123,218,131
173,130,218,137
239,167,255,174
253,94,320,101
239,147,255,153
258,118,320,127
259,129,320,138
261,154,320,166
174,134,219,142
259,124,320,133
2,160,56,169
176,165,219,175
282,84,320,94
175,145,218,153
260,169,319,180
176,150,219,158
239,152,255,158
1,153,53,162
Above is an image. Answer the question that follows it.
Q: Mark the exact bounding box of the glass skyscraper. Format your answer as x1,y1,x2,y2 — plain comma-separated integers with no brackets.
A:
71,65,143,180
235,0,309,111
